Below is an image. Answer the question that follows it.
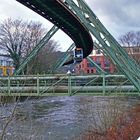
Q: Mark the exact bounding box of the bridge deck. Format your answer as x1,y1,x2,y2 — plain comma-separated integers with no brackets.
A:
0,75,138,96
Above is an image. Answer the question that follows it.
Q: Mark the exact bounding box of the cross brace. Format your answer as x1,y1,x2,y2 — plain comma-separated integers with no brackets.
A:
65,0,140,91
14,26,59,75
51,43,75,72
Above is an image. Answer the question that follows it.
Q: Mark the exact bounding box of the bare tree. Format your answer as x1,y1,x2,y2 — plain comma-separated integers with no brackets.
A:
0,19,44,69
119,31,135,47
27,41,62,74
135,31,140,46
119,31,140,64
0,18,60,73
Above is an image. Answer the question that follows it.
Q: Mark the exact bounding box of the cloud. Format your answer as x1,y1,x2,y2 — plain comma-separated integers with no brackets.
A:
0,0,73,51
86,0,140,38
0,0,52,27
0,0,140,49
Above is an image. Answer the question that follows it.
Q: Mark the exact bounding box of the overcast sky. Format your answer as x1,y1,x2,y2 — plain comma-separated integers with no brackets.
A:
0,0,140,51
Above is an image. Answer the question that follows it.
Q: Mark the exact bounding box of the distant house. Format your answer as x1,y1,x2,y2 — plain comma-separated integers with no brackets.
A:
123,46,140,64
124,46,140,54
0,54,14,76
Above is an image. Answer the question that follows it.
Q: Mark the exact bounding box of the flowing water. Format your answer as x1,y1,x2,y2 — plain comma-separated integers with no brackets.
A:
0,96,139,140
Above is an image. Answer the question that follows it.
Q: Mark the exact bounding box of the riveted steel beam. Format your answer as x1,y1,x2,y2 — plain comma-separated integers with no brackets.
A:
64,0,140,91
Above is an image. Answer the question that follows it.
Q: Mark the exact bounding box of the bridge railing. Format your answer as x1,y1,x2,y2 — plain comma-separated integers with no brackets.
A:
0,74,138,96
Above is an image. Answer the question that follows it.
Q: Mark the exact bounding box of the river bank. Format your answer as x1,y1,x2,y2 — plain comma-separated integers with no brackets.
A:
76,102,140,140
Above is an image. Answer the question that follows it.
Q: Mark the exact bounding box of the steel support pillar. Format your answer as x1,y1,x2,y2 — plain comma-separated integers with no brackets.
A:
65,0,140,91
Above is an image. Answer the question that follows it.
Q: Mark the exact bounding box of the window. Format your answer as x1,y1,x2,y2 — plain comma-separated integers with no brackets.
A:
104,58,110,67
74,48,83,63
87,69,90,73
6,61,10,66
96,57,100,63
0,60,4,66
0,68,3,76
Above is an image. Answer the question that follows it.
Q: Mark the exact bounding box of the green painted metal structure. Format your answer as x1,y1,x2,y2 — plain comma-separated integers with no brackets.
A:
64,0,140,91
0,74,138,96
14,26,59,75
14,0,140,92
51,43,75,72
87,56,106,74
52,43,106,75
16,0,93,65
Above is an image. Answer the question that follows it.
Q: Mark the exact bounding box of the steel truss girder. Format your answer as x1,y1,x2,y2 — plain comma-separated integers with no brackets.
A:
14,26,59,75
53,43,105,74
65,0,140,91
51,43,75,72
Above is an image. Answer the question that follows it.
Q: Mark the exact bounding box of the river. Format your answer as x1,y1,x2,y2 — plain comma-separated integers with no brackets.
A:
0,96,139,140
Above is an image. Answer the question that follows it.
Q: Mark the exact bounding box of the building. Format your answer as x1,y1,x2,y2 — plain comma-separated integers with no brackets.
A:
76,49,115,74
0,54,14,76
76,46,140,74
124,46,140,54
124,46,140,64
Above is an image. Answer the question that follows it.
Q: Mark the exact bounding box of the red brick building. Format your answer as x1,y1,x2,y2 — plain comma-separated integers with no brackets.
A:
76,49,115,74
76,46,140,74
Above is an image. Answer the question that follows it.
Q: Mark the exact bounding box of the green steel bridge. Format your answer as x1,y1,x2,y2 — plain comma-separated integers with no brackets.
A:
0,74,138,96
1,0,140,96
